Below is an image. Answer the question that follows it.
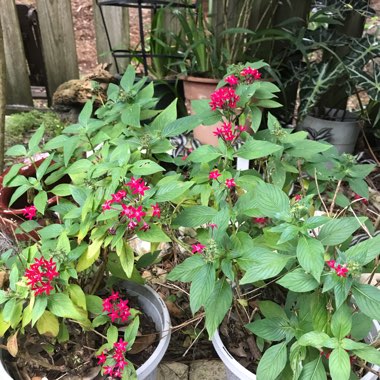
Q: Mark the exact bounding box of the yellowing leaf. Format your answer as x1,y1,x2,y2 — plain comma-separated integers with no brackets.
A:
76,239,103,272
36,311,59,337
68,284,87,311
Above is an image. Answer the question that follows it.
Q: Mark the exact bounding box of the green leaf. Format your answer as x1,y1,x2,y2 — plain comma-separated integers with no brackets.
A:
154,181,194,202
236,137,282,160
290,342,307,380
258,300,288,320
151,99,177,132
120,65,135,91
107,325,119,345
131,160,165,175
256,342,287,380
250,106,262,132
246,318,292,341
38,224,64,240
318,217,365,246
31,296,48,327
351,345,380,366
8,184,31,207
204,279,232,338
297,237,325,281
350,312,372,340
2,163,23,186
351,283,380,320
345,233,380,265
287,140,331,159
48,293,85,320
57,322,69,343
174,206,218,227
277,269,319,292
189,145,222,163
329,348,350,380
116,240,134,278
331,304,352,340
167,255,206,282
136,224,171,242
121,104,141,128
300,357,327,380
85,295,103,314
162,114,201,137
6,145,27,157
190,263,215,314
78,101,93,125
298,331,331,348
36,311,59,337
255,99,282,108
68,284,87,311
34,191,48,215
76,239,103,272
50,183,72,196
240,251,292,284
124,315,140,348
63,136,80,167
252,182,290,219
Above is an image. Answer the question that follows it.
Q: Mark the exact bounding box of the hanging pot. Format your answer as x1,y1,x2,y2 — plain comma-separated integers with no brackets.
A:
0,280,171,380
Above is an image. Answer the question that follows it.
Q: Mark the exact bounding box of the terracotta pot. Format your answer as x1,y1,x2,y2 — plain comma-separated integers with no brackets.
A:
182,76,222,146
0,159,63,241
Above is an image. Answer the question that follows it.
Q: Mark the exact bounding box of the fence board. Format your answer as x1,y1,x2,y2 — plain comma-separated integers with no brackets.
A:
93,1,130,75
0,0,33,106
36,0,79,101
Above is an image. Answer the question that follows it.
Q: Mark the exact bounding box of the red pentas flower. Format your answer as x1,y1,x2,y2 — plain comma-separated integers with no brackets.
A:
209,169,221,180
98,338,129,379
225,74,239,86
192,243,205,254
152,203,161,218
213,122,246,143
209,87,240,111
125,177,150,196
240,67,261,83
253,217,267,225
294,194,302,202
326,260,349,277
353,193,368,205
225,178,236,189
24,257,59,296
102,292,131,323
23,205,37,220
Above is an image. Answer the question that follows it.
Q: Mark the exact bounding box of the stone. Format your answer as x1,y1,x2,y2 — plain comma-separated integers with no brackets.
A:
157,362,189,380
189,360,227,380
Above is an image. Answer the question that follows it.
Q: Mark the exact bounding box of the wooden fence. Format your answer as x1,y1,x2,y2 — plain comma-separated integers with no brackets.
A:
0,0,129,106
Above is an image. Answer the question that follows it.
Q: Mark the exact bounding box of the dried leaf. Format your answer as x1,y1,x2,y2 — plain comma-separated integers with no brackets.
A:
128,333,156,354
7,332,18,357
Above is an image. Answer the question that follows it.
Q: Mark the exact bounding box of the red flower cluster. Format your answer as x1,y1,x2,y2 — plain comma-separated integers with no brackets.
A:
24,257,59,296
210,87,240,111
353,193,368,205
191,243,205,254
225,178,236,189
101,178,161,232
326,260,349,277
213,121,246,142
97,338,129,379
209,169,221,180
22,205,37,220
102,291,131,323
240,67,261,83
294,194,302,202
253,217,267,225
224,74,239,86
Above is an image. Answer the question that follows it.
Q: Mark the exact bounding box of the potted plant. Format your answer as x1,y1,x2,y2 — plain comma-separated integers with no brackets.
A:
166,62,380,379
0,65,181,379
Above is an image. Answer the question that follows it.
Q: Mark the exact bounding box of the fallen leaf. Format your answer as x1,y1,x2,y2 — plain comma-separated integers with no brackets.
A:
7,332,18,357
165,300,184,318
128,333,156,354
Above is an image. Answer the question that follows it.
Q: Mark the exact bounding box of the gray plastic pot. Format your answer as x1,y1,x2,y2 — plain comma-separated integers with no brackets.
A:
299,109,360,154
212,320,380,380
0,281,171,380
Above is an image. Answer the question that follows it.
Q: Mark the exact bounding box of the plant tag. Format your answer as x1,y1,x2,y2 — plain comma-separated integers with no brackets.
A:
236,157,249,170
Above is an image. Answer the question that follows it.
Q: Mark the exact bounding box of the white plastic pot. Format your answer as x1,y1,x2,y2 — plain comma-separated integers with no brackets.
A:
0,281,171,380
212,320,380,380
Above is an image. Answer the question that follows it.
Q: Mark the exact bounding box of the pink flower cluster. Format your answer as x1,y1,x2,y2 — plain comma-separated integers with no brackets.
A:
210,87,240,111
326,260,349,277
23,205,37,220
97,338,129,379
102,291,131,323
24,257,59,296
192,243,205,254
240,67,262,83
253,217,267,225
213,121,246,143
101,177,161,232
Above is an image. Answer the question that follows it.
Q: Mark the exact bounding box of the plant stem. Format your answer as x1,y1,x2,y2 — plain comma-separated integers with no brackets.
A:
329,179,342,216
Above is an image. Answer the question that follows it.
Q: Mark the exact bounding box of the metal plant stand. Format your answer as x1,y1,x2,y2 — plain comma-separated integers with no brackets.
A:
96,0,199,75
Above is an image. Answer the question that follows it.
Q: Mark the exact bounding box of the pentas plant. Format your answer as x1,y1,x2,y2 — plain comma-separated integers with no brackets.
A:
166,61,380,380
